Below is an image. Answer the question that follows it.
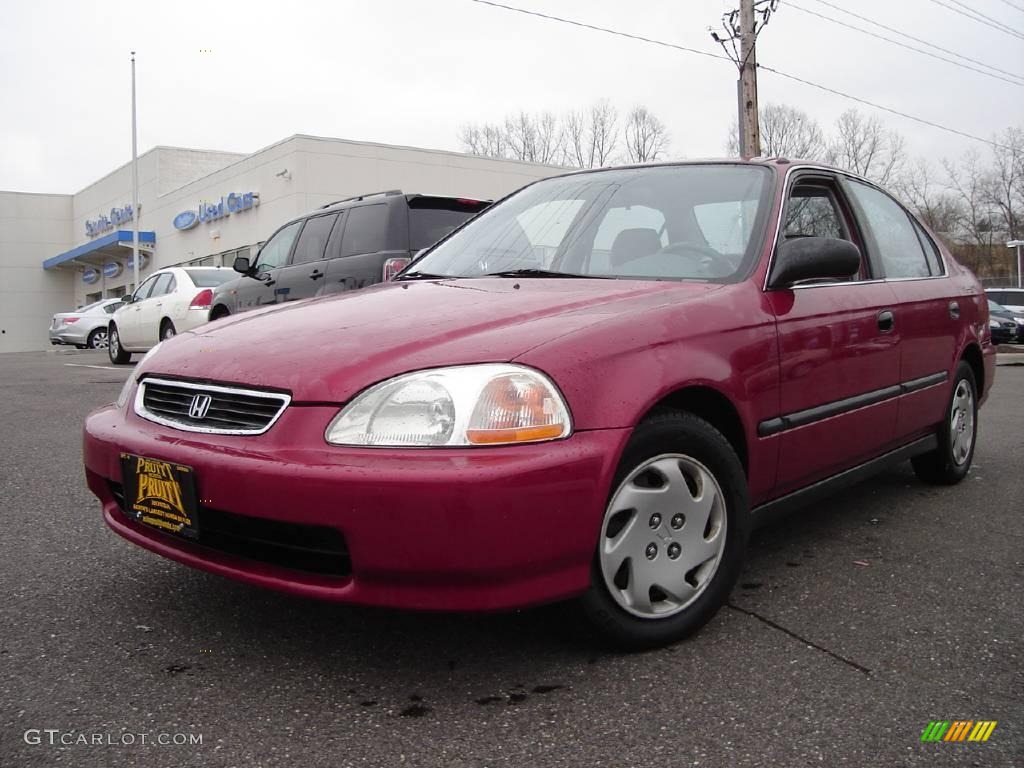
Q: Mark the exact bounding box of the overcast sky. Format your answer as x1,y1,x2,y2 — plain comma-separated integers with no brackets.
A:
1,0,1021,194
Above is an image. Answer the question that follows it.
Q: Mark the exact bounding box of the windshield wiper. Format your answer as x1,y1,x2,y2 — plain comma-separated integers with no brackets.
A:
394,271,457,281
483,268,607,279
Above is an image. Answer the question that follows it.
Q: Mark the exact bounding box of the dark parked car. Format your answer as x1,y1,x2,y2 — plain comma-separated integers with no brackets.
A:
208,191,489,319
985,287,1024,314
988,299,1021,345
85,160,995,650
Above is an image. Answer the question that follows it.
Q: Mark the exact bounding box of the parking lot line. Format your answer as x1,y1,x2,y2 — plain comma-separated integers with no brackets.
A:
64,363,128,371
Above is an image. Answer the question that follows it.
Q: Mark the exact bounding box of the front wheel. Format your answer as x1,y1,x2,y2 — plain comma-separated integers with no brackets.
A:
911,361,978,485
580,411,749,650
108,324,132,364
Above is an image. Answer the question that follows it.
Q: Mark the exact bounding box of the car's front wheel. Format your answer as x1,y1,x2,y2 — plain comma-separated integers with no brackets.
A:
911,360,978,485
108,324,132,364
580,410,749,650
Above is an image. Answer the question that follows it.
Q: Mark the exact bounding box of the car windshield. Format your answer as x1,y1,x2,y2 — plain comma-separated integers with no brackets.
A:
184,269,237,287
405,164,772,282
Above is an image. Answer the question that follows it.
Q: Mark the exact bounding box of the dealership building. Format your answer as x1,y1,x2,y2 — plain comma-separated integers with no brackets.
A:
0,135,562,353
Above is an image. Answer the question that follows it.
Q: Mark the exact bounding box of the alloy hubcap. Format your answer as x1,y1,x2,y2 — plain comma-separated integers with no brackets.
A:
92,331,108,349
163,327,175,340
599,454,727,619
950,380,975,466
110,331,119,354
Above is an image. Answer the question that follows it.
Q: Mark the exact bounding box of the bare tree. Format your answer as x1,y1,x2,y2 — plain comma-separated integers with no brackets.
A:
825,109,906,185
623,106,670,163
985,126,1024,242
945,150,1001,274
725,103,824,159
588,100,619,167
895,158,964,237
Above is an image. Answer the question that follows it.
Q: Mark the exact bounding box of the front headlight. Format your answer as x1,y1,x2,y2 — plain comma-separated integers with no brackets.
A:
116,342,163,408
989,319,1000,329
325,364,572,447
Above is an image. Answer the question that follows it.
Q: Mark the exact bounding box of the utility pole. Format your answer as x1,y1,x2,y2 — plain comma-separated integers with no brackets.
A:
738,0,760,159
711,1,779,159
130,51,140,295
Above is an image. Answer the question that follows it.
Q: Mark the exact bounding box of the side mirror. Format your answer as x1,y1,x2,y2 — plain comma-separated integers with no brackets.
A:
120,295,133,304
232,255,252,274
768,237,862,289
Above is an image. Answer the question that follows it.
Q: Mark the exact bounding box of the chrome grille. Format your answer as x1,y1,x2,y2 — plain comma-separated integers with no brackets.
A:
135,377,290,435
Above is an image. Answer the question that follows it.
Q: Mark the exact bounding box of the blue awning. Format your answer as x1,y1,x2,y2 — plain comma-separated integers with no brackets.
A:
43,230,156,270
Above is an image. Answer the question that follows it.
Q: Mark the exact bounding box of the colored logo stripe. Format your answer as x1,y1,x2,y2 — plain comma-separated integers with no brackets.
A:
920,720,996,742
921,721,950,742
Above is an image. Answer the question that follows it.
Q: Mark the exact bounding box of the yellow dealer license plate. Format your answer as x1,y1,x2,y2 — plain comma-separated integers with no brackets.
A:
119,453,200,539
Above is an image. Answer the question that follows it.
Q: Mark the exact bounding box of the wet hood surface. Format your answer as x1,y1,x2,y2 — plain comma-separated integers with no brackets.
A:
145,278,719,402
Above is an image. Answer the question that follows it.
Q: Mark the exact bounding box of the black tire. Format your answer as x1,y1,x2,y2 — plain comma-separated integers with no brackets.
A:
580,410,750,650
86,327,108,349
209,305,230,322
911,360,978,485
108,323,132,364
160,320,176,341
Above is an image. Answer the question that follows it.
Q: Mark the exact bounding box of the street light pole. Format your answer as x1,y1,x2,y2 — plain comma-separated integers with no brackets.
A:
130,51,140,295
1008,240,1024,289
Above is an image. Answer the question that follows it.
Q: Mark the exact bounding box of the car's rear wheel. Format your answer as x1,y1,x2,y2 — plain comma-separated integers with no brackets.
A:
911,360,978,485
87,327,108,349
108,324,131,364
160,320,176,341
580,410,749,650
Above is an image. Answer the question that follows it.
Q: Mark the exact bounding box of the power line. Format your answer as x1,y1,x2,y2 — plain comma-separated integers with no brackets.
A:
466,0,1010,151
756,64,1009,150
924,0,1024,40
946,0,1024,32
808,0,1024,83
996,0,1024,14
467,0,731,63
786,0,1024,86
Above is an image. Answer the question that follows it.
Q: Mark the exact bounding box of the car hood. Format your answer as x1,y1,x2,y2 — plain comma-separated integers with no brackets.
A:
147,278,720,402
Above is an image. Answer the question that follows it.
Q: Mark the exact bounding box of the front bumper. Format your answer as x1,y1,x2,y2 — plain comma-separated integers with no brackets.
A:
84,403,628,611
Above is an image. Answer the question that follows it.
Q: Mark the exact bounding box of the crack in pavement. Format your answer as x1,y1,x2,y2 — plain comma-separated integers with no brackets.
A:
727,602,873,677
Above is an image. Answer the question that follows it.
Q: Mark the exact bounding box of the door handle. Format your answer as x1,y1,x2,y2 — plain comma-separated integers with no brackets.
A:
949,300,960,319
877,310,895,333
310,269,324,280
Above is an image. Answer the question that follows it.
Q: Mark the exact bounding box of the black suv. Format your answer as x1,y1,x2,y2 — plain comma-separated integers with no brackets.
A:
209,191,489,319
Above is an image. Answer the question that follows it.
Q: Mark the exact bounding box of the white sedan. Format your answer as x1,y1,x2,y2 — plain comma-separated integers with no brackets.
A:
108,267,237,364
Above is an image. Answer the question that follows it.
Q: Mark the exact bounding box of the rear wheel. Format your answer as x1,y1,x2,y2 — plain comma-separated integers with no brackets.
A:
210,305,230,321
580,411,749,650
87,327,108,349
160,320,176,341
108,324,131,364
911,361,978,485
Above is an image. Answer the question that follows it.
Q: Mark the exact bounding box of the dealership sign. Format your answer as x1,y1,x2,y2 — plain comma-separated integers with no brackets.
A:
85,205,134,238
82,268,100,284
173,192,259,230
103,262,123,279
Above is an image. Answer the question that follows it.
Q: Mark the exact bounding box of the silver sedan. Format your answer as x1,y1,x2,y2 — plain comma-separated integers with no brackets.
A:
48,298,122,349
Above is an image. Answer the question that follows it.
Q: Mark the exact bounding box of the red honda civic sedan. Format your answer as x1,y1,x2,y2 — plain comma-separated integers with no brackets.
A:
84,160,996,648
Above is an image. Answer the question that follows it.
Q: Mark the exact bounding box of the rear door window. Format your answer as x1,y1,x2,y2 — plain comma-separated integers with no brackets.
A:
340,204,389,257
291,213,339,265
149,273,173,298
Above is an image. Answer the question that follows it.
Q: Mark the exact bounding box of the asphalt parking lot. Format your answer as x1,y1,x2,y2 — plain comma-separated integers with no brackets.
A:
1,350,1021,768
